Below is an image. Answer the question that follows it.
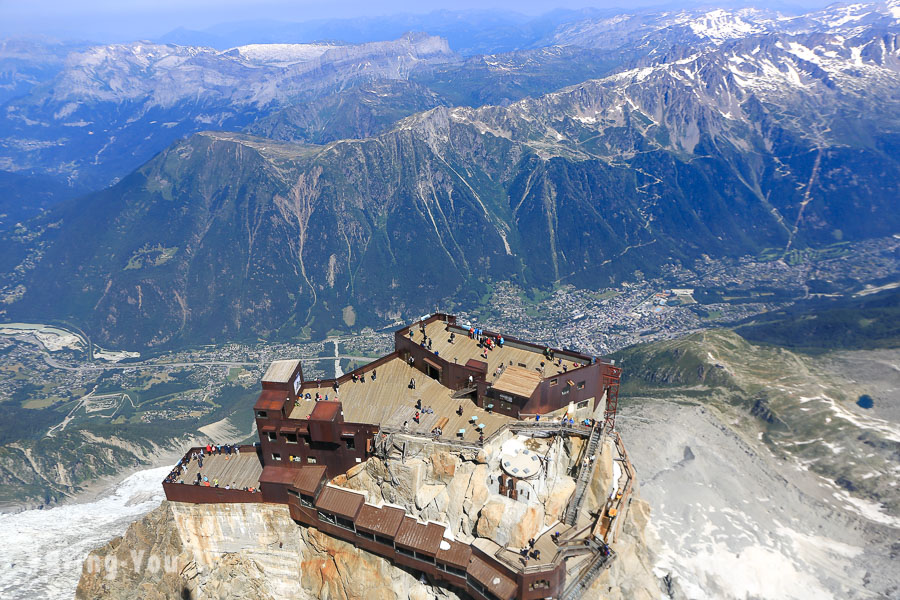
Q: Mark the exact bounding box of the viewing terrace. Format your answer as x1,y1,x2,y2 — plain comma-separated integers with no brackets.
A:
289,356,516,442
418,320,586,384
180,449,263,490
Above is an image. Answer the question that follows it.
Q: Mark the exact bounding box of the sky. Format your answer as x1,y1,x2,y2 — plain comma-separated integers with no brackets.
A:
0,0,843,42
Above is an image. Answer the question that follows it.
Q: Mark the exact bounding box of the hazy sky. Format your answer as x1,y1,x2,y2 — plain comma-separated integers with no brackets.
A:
1,0,841,41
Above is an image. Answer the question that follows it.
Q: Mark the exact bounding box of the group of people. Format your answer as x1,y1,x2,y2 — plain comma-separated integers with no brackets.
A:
519,537,541,561
350,368,375,383
164,442,259,493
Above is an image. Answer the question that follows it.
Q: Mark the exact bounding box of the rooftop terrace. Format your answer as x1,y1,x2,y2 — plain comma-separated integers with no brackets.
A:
290,356,514,442
419,320,585,384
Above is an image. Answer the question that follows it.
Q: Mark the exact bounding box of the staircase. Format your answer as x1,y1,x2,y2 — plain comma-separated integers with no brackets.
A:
563,425,602,526
451,385,478,399
560,546,614,600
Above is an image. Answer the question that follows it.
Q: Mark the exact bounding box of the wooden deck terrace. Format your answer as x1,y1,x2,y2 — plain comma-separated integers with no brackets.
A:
179,449,264,490
290,356,515,442
420,320,585,385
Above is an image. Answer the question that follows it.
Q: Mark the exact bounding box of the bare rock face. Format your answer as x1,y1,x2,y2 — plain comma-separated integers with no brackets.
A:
429,451,458,483
76,501,459,600
541,477,576,526
474,497,544,548
590,497,662,600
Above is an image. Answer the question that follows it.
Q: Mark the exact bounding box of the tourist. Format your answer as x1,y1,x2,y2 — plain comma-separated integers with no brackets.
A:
457,404,463,416
372,369,376,381
416,398,422,410
409,378,416,390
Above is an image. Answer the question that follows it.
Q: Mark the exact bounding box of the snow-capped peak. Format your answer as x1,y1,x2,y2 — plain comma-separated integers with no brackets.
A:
225,43,339,66
685,9,769,42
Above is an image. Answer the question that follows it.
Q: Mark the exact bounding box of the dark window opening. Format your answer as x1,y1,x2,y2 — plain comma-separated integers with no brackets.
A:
284,433,298,443
300,495,314,507
256,410,267,418
357,531,375,541
397,546,415,558
336,516,355,531
375,535,393,547
343,436,355,450
318,511,336,524
267,431,277,442
577,381,585,390
414,552,435,564
272,453,281,461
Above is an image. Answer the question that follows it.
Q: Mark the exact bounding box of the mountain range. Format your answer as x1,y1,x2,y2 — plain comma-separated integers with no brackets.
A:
1,2,899,348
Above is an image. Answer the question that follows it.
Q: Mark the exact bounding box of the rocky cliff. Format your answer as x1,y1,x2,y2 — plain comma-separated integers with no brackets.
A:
77,435,663,599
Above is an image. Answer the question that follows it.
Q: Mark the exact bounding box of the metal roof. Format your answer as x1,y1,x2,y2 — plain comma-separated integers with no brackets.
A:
254,389,288,411
467,555,517,600
290,465,326,496
355,504,406,537
492,365,542,398
436,539,471,569
259,466,298,486
394,518,444,555
263,359,300,383
315,485,365,520
309,401,341,421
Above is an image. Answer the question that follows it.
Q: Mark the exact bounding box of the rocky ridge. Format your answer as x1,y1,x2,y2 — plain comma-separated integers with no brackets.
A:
76,435,663,599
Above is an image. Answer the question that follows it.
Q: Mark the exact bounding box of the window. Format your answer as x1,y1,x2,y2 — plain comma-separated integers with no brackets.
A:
318,511,336,524
448,565,466,577
375,535,393,547
414,552,435,564
272,453,281,461
300,495,314,507
561,387,569,396
256,410,267,418
267,431,277,442
577,400,589,409
577,381,585,390
343,436,355,450
550,378,558,386
284,433,297,444
358,530,375,541
336,516,355,531
397,546,415,558
307,456,317,464
287,489,299,498
529,580,550,590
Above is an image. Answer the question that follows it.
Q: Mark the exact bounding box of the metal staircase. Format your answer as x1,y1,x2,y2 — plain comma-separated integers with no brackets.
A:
563,425,602,526
560,546,614,600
